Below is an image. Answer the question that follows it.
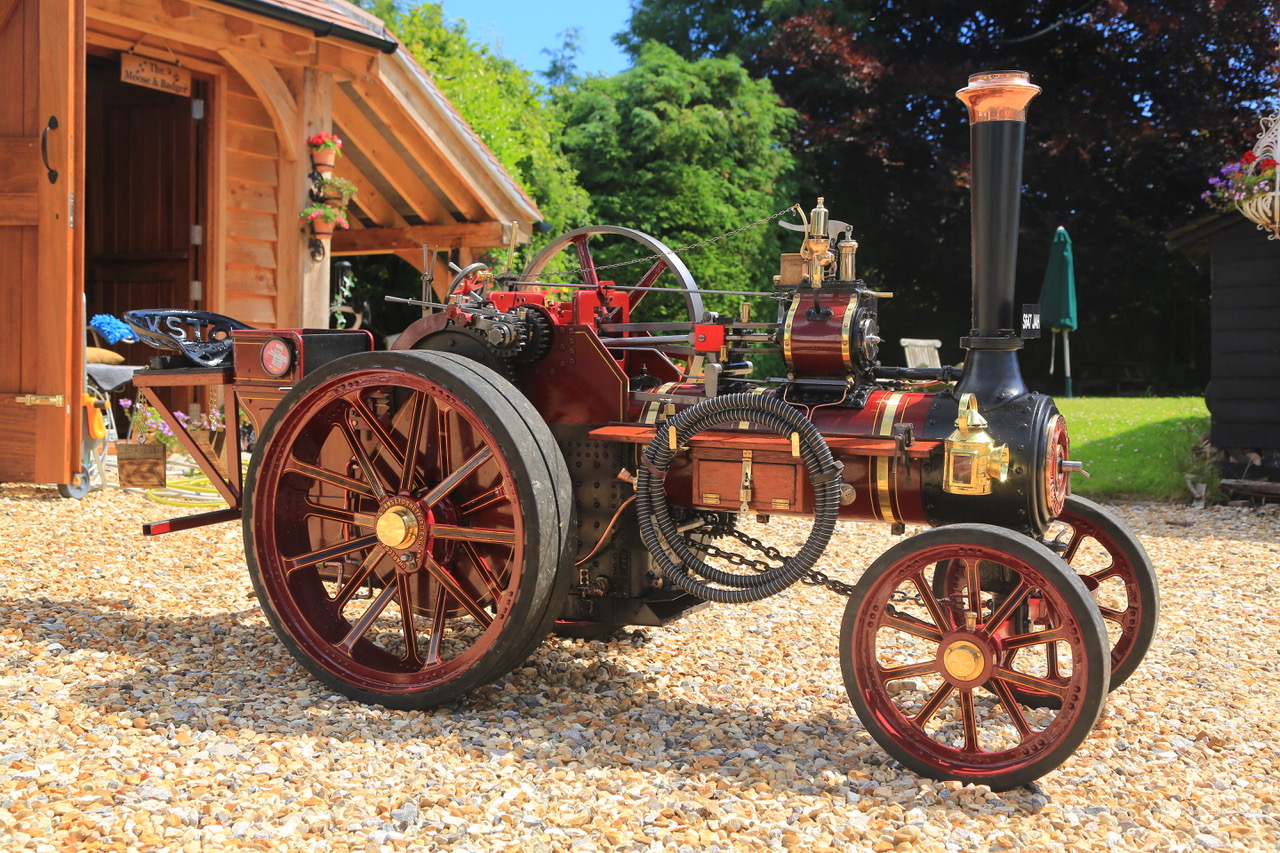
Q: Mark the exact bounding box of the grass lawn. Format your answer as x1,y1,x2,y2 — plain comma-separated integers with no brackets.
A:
1055,397,1211,502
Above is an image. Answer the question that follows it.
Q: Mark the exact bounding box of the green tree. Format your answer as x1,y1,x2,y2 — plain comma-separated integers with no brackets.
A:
357,1,592,247
553,42,798,318
624,0,1280,393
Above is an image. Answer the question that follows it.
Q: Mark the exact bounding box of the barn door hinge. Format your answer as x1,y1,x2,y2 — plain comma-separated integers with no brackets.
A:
192,99,205,120
191,224,203,245
16,394,65,407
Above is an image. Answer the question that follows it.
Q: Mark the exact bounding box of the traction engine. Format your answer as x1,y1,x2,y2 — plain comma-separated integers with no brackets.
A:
125,72,1157,790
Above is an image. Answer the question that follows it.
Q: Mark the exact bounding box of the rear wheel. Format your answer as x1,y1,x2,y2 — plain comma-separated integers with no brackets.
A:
243,350,571,708
841,524,1109,790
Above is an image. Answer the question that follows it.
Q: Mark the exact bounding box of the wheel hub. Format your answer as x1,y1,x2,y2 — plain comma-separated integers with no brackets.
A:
942,640,985,682
376,506,421,550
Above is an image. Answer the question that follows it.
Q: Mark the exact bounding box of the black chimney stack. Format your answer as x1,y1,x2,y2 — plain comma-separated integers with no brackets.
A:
954,71,1040,404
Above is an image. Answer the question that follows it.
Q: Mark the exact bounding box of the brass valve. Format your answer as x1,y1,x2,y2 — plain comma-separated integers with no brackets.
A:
942,393,1009,496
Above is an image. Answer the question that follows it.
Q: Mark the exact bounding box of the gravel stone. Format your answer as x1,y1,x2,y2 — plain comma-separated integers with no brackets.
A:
1,483,1279,851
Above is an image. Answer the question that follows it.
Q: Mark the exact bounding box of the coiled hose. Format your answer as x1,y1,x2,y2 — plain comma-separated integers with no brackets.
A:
635,393,843,604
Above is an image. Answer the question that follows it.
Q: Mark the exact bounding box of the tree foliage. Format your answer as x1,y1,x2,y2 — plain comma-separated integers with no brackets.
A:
356,1,592,243
624,0,1280,393
553,42,798,318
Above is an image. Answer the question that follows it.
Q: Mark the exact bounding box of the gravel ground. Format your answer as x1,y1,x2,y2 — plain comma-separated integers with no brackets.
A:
1,481,1278,852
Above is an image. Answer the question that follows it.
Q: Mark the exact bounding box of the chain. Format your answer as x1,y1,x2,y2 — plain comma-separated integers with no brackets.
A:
528,205,801,281
686,518,861,598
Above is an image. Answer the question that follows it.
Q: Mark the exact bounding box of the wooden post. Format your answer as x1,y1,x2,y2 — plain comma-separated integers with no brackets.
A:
298,66,333,329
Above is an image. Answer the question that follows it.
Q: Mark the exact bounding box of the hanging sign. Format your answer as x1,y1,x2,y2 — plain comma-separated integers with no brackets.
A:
120,54,192,98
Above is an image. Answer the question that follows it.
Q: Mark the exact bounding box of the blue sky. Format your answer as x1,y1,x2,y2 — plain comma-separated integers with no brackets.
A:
438,0,635,78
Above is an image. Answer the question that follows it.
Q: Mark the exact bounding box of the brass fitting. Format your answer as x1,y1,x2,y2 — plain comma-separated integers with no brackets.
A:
942,393,1009,496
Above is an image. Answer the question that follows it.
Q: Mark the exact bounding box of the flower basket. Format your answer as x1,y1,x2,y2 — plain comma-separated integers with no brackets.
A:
308,132,343,177
1205,114,1280,239
1239,188,1280,234
309,218,336,239
190,429,226,459
116,442,167,489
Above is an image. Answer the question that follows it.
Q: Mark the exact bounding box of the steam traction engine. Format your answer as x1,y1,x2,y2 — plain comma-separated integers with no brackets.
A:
127,72,1157,790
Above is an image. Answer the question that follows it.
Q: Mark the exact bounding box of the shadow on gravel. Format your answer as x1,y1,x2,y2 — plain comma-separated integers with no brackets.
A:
5,592,1049,806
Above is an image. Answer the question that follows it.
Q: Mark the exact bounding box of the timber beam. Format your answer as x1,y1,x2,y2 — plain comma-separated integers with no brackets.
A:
331,222,511,255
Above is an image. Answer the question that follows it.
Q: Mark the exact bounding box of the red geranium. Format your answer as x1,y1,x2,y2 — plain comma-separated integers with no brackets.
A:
306,132,343,153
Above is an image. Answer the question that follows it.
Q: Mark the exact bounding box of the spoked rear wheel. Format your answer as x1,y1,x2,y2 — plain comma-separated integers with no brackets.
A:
841,524,1109,790
243,350,571,709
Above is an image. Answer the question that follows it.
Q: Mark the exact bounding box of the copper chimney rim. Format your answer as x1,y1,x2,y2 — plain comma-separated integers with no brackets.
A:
956,71,1041,124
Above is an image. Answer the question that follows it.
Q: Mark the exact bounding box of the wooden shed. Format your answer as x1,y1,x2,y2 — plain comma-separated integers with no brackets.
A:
1168,212,1280,470
0,0,541,489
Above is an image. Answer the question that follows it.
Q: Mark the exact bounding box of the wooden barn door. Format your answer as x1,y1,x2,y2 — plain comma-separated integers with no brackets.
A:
0,0,85,485
85,60,199,369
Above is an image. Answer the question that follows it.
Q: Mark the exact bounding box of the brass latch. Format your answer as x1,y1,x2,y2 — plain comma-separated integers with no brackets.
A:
942,393,1008,496
16,394,65,407
739,451,753,512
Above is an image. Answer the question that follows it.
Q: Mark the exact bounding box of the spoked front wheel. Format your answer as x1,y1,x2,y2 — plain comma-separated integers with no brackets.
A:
243,350,572,709
841,524,1109,790
1046,495,1158,691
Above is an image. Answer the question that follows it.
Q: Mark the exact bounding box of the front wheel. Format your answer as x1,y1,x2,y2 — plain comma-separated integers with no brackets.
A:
840,524,1109,790
243,350,572,709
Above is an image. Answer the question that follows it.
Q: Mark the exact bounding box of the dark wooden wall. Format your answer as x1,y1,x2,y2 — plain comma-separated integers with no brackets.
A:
1209,218,1280,449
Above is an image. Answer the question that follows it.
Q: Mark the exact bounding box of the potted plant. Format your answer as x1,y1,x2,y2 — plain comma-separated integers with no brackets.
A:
307,131,343,176
1204,123,1280,238
299,201,351,239
314,176,358,206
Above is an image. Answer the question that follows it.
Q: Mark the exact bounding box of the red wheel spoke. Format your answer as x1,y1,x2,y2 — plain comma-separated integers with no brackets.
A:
395,575,424,668
422,554,494,627
435,404,453,479
460,541,504,601
981,580,1032,636
301,498,377,528
1088,564,1123,583
572,235,598,287
628,259,668,311
959,691,979,752
1001,625,1068,650
878,660,939,684
1045,637,1062,681
424,580,448,665
422,447,493,508
1098,605,1126,622
430,523,516,547
883,612,944,642
337,415,390,501
399,391,428,494
964,557,982,615
346,395,408,480
989,677,1035,737
458,486,508,516
335,581,399,654
912,572,951,629
912,682,956,727
1060,529,1083,562
992,666,1067,699
285,459,376,499
332,551,382,610
286,533,379,573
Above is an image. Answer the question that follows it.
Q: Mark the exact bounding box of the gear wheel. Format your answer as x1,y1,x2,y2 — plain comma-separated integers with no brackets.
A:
514,305,554,364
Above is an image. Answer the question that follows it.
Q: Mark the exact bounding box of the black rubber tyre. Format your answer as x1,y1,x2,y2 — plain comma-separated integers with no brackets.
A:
841,523,1109,790
243,350,571,709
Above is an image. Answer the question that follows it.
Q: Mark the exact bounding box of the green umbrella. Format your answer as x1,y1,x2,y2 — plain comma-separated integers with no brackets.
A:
1038,226,1078,397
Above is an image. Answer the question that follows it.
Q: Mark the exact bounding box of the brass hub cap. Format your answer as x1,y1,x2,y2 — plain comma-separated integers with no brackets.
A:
376,506,421,550
942,640,986,682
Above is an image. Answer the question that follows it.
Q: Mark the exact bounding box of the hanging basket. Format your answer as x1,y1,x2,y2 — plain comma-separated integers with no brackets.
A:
115,442,167,489
1238,192,1280,237
1237,114,1280,239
